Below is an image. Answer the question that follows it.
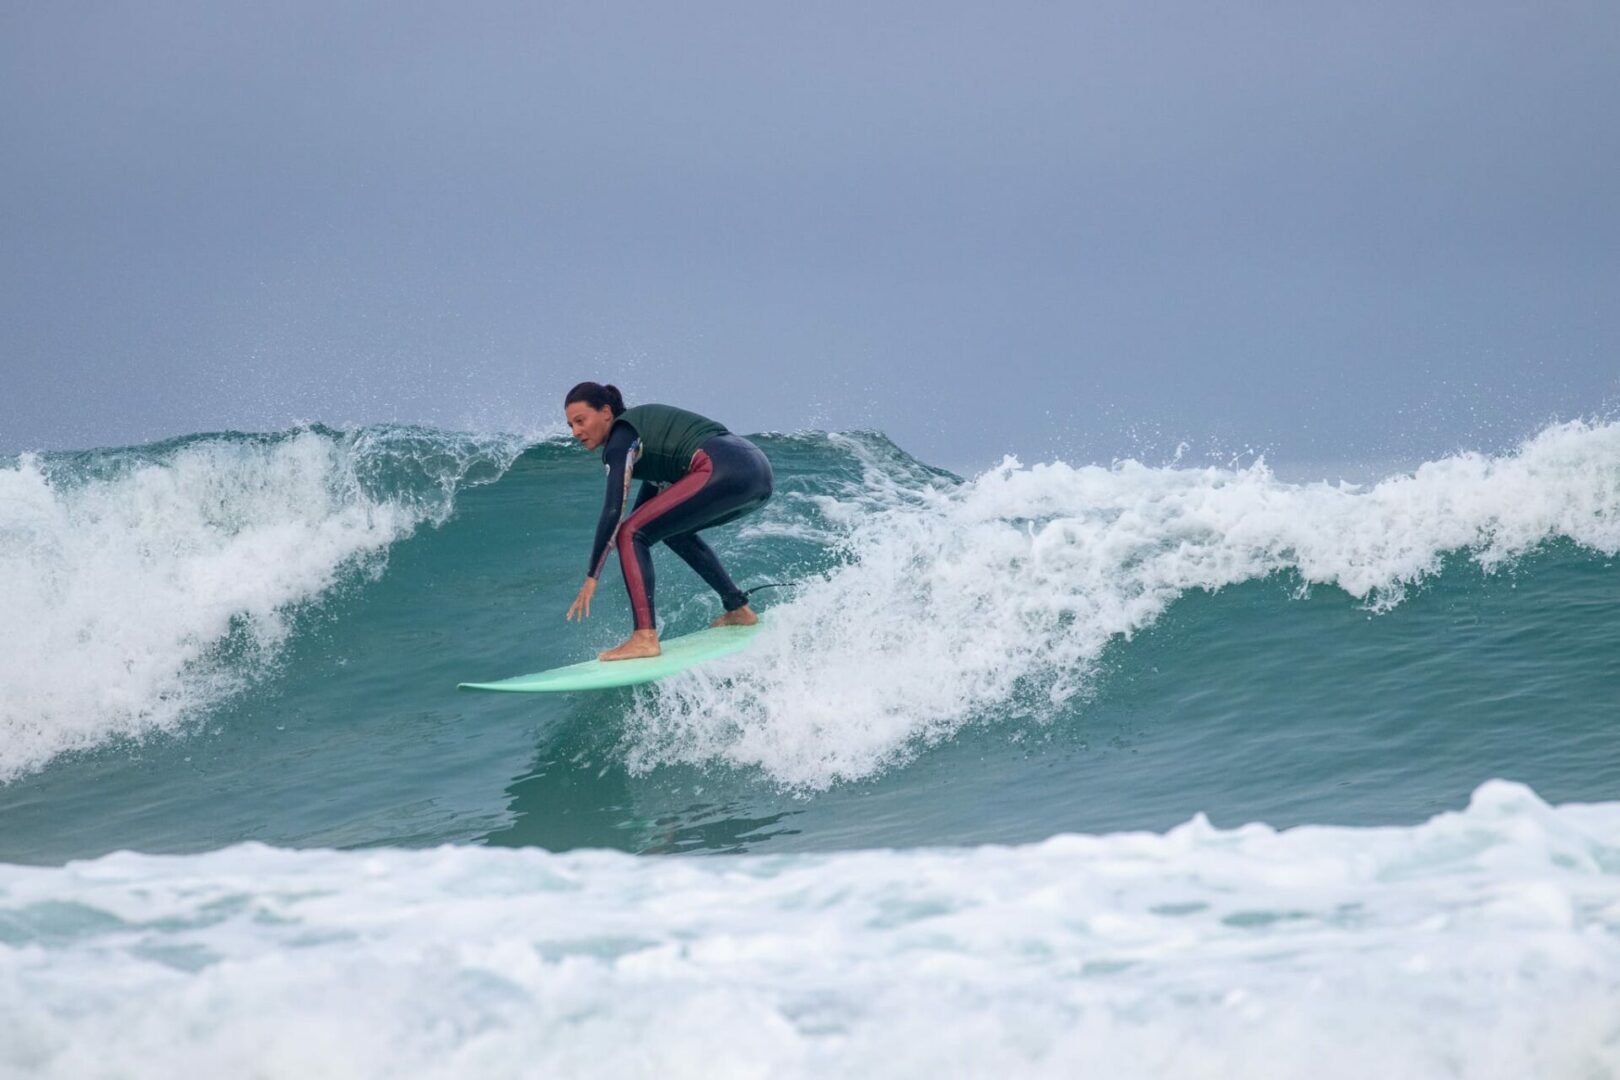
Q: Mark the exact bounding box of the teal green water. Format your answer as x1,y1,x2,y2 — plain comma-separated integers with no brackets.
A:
3,424,1618,864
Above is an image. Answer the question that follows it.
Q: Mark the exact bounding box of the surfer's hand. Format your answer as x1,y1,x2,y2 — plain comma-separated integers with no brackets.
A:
567,578,598,621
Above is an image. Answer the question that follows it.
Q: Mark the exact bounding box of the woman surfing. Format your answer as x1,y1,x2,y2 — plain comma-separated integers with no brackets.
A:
563,382,774,661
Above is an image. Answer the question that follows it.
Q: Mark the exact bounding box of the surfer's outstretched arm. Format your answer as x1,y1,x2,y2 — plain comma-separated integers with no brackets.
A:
568,422,640,622
584,422,641,581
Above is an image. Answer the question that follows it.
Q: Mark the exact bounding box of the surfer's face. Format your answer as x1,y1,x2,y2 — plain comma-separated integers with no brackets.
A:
566,402,615,450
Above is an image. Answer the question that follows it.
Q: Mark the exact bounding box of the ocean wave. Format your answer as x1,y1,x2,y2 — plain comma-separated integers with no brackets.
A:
628,420,1620,788
2,780,1616,1078
6,420,1618,794
0,426,526,782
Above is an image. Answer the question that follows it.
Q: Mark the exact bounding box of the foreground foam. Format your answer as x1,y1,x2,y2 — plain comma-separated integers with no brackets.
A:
1,780,1616,1078
0,427,525,781
628,420,1620,787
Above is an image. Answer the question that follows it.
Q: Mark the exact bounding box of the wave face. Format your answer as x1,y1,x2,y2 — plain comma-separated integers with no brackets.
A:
2,421,1619,862
3,781,1618,1078
628,419,1620,788
0,427,526,782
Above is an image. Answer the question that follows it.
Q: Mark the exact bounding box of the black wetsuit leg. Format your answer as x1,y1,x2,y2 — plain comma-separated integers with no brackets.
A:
613,434,773,630
662,530,748,613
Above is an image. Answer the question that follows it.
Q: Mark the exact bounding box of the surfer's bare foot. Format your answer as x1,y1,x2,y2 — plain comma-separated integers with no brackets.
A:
599,630,661,661
710,605,759,628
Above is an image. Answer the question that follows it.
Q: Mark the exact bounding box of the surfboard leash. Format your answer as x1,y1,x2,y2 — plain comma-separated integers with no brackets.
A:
741,581,799,600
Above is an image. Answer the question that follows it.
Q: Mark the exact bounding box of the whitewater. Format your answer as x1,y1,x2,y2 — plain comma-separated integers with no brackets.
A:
3,418,1619,1076
4,781,1619,1078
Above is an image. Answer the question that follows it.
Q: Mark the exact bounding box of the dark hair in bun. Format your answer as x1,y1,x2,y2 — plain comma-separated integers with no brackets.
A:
564,381,626,417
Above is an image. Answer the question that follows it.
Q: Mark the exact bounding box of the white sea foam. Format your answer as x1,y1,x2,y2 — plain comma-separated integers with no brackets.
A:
630,420,1620,787
0,428,523,781
1,780,1616,1078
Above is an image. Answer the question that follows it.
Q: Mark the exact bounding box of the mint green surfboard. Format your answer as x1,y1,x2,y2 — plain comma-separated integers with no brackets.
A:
458,624,761,693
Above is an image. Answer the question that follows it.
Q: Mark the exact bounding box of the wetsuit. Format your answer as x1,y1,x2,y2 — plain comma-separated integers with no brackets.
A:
586,404,773,630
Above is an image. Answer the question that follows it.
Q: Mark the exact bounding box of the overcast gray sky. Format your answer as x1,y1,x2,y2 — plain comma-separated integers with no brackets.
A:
3,1,1617,473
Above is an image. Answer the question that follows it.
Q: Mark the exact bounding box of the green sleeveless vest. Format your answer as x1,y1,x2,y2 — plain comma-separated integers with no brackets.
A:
616,403,729,484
